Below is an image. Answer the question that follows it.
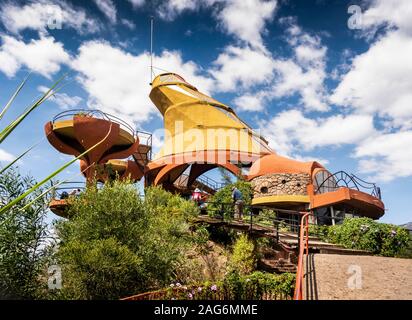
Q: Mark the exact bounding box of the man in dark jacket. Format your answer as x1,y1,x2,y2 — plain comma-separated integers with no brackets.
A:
231,186,243,220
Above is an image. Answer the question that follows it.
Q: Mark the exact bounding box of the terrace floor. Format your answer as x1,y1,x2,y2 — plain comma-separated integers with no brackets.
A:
304,254,412,300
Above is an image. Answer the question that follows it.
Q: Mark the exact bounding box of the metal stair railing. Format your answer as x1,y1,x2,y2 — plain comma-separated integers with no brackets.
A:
294,211,313,300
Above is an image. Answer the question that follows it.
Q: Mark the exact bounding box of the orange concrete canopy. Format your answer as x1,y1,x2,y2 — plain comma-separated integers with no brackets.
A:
248,154,325,180
45,110,143,182
247,153,384,219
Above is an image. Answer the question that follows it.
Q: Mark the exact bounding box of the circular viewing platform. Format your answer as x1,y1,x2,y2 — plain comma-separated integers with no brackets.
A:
50,109,137,147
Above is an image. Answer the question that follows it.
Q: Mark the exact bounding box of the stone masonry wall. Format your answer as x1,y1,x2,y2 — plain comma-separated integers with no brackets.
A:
251,173,311,198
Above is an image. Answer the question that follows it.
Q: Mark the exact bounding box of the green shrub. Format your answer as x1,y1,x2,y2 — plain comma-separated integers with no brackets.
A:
228,234,256,275
324,218,410,256
308,224,329,240
397,234,412,258
207,181,252,219
55,182,201,299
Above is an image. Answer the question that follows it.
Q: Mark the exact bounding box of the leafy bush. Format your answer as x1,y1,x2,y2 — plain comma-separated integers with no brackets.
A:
397,233,412,258
207,181,253,219
323,218,410,257
55,182,201,299
228,234,256,275
308,224,329,240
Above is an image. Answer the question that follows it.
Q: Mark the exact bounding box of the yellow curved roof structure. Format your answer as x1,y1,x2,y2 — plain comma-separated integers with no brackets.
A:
149,73,273,160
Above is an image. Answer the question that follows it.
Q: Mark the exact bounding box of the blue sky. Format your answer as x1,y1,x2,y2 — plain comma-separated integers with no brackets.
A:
0,0,411,225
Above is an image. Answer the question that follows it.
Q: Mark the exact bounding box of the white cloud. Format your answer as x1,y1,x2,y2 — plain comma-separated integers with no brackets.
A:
270,22,328,111
360,0,412,36
329,0,412,181
72,41,214,125
38,86,83,110
226,22,328,112
0,35,69,78
158,0,200,20
271,58,327,112
217,0,277,50
233,93,266,112
0,0,100,35
211,45,275,92
261,109,375,157
331,31,412,129
157,0,277,49
121,19,136,30
93,0,117,24
354,131,412,182
0,149,14,162
127,0,146,8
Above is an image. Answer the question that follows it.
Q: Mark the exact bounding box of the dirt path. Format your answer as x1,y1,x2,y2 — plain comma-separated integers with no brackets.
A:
306,254,412,300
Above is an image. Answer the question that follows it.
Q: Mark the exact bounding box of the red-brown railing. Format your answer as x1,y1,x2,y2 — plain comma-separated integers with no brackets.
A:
122,282,293,301
293,211,313,300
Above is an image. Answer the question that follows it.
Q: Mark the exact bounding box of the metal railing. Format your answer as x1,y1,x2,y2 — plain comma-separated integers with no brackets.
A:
51,181,86,200
198,201,347,242
196,175,227,191
315,170,381,199
294,212,313,300
175,173,227,192
200,201,306,239
136,130,152,161
121,283,292,301
52,109,136,139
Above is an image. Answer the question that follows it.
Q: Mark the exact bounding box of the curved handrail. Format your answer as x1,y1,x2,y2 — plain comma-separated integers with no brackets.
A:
293,211,312,300
51,181,86,199
315,171,381,199
52,109,136,138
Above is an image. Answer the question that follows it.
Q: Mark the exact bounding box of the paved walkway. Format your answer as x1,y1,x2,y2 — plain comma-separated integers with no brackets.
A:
305,254,412,300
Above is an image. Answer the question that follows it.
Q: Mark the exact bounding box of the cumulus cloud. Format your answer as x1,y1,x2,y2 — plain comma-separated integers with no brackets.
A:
38,86,83,110
72,41,214,126
0,35,69,78
331,30,412,129
158,0,201,20
360,0,412,36
326,0,412,181
271,22,328,111
0,149,14,162
217,0,277,50
354,131,412,182
127,0,146,8
233,93,266,112
261,109,375,157
228,21,328,112
211,45,275,92
157,0,277,49
0,0,100,35
93,0,117,24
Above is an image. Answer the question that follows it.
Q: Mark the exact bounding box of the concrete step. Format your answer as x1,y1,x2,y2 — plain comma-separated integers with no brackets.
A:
259,258,297,274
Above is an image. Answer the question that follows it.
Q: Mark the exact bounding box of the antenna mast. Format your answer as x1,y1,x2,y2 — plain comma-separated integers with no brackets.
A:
150,16,154,83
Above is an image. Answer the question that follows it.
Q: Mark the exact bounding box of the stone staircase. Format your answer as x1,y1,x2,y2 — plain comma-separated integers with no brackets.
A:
258,247,297,274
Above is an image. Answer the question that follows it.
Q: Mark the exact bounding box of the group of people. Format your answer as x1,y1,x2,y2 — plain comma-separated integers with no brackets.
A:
190,186,244,220
60,188,81,200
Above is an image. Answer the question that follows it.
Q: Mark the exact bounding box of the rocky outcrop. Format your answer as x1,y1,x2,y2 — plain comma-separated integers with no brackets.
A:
251,173,311,198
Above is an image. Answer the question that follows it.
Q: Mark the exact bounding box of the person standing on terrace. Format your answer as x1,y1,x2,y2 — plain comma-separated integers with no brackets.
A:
232,186,244,220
